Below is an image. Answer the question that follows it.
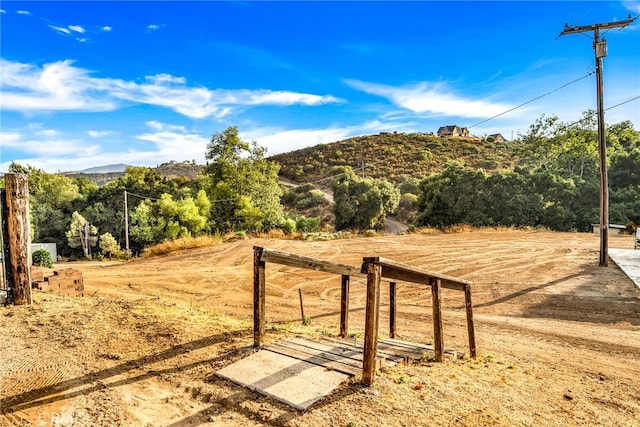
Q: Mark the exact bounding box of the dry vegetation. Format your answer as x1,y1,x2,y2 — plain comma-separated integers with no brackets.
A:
2,230,640,426
270,133,516,185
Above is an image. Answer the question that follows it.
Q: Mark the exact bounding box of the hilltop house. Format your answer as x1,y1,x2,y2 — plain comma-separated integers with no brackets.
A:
487,133,506,142
437,125,469,138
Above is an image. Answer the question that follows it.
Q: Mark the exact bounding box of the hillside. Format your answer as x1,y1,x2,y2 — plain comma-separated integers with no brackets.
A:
270,132,518,185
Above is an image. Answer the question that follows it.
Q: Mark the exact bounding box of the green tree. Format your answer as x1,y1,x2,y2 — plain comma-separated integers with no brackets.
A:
66,211,98,257
99,232,121,258
330,166,400,231
203,127,283,231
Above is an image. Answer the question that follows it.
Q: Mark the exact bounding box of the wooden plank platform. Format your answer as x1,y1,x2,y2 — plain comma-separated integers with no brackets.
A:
264,336,461,375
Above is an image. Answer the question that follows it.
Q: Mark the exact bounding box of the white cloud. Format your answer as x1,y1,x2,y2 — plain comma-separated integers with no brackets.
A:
135,126,209,164
49,25,71,35
36,129,58,137
101,26,112,32
0,9,6,14
17,10,31,15
345,79,513,118
146,74,186,85
623,0,640,14
147,24,160,31
0,131,99,157
0,59,341,118
88,130,116,138
68,25,85,34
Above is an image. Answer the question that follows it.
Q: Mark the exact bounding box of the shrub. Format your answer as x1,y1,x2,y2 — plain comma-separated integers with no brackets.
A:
32,249,54,268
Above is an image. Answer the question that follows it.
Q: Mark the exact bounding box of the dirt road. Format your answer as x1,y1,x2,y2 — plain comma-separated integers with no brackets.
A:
1,230,639,426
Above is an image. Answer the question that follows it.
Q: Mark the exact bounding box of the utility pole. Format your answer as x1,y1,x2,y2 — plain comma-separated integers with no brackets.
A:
123,190,130,252
559,15,636,267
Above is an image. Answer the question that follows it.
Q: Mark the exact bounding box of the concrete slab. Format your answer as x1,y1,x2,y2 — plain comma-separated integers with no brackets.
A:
216,349,350,410
609,248,640,289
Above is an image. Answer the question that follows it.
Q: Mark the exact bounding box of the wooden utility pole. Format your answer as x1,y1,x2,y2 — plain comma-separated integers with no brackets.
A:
124,190,130,251
4,174,32,305
559,16,636,266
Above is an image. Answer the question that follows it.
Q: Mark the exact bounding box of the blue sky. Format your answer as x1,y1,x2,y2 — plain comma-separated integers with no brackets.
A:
1,1,639,173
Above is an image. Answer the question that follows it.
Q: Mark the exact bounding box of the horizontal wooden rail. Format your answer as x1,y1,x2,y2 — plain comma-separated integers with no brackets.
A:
260,247,364,277
361,256,471,291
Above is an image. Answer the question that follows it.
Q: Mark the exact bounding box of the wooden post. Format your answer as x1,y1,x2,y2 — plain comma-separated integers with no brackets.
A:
464,284,477,358
298,288,305,323
362,261,381,386
1,189,14,304
253,246,266,347
430,277,444,362
340,274,350,338
4,174,32,305
389,281,397,339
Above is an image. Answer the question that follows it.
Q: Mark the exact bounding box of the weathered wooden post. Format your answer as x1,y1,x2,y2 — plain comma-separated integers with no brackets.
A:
362,261,381,386
4,174,32,305
430,277,444,362
253,246,266,347
389,281,397,339
340,274,349,338
464,284,477,358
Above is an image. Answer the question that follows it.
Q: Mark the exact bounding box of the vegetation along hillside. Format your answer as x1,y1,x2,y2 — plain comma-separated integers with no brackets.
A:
2,114,639,260
270,132,517,186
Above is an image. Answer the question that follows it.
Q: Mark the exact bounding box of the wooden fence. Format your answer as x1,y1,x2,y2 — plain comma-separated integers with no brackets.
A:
252,247,476,386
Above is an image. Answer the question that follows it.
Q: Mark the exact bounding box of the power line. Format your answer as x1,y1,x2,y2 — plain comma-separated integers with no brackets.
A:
467,71,595,130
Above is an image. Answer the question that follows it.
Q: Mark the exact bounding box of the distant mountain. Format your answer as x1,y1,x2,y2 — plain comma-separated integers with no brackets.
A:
79,164,131,174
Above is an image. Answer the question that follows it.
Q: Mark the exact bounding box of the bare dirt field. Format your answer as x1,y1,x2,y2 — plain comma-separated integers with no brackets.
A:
2,230,640,426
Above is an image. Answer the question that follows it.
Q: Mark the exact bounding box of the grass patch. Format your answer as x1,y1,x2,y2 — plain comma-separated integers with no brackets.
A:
143,234,223,257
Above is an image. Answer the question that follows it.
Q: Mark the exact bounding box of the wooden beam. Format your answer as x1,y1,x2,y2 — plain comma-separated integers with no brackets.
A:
464,284,477,358
253,247,266,347
340,274,350,338
361,256,471,290
5,174,32,305
261,248,363,277
389,282,397,339
362,262,381,386
431,277,444,362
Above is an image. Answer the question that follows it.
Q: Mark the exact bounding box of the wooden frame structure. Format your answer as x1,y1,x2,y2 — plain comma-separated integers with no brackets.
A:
252,247,477,387
360,257,476,385
253,246,364,347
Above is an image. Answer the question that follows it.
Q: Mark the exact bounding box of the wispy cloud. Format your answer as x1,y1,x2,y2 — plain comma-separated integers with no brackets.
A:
344,79,513,118
49,25,71,35
146,24,161,32
135,122,209,163
0,59,341,118
0,9,6,14
68,25,86,34
0,131,99,157
101,26,112,32
88,130,116,138
623,0,640,14
17,10,31,16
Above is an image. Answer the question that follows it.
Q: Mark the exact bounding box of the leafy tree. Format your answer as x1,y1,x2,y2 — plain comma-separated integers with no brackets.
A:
203,127,284,231
66,211,98,257
99,232,122,258
330,166,400,230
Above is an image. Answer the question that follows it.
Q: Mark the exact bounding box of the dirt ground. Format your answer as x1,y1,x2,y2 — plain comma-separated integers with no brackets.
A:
1,230,640,426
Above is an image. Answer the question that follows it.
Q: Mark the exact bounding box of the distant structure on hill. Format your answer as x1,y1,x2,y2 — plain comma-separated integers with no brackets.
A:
437,125,469,138
486,133,506,142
